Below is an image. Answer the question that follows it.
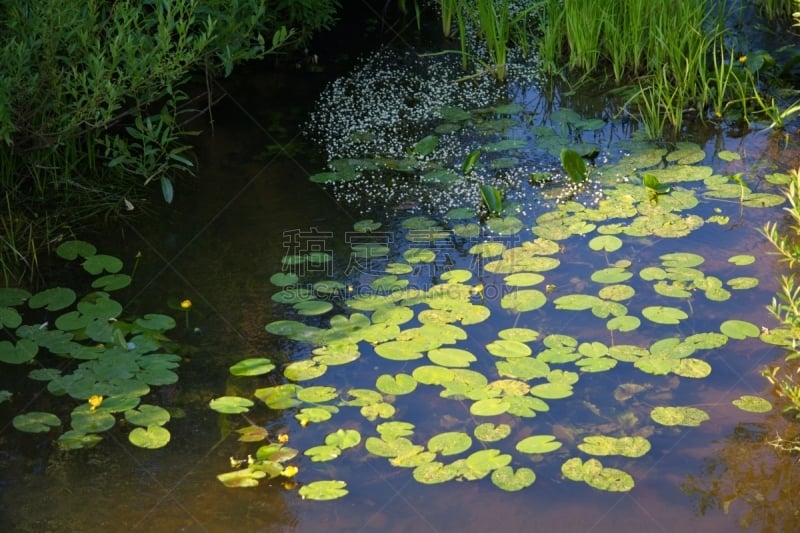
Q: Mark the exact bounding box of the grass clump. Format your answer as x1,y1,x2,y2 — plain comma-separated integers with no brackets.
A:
762,165,800,452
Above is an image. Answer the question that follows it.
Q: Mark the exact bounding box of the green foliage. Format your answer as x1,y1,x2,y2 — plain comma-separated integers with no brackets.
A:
0,0,340,278
0,240,182,449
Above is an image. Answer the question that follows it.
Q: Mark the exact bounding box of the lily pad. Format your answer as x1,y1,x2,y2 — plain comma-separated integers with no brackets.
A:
428,432,473,456
13,411,61,433
299,480,349,501
642,306,689,325
209,396,254,414
474,423,512,442
124,404,170,427
284,360,328,381
720,319,760,339
491,466,536,491
129,425,171,449
577,435,650,458
589,235,623,252
375,373,417,395
230,358,276,377
516,434,562,454
500,290,547,313
732,395,772,413
650,406,709,427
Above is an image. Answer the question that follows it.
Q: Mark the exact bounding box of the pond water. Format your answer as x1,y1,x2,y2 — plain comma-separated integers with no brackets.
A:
3,20,800,533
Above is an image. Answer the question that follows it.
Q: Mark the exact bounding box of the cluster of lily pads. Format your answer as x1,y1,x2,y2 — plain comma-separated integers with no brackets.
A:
0,240,180,450
211,137,788,499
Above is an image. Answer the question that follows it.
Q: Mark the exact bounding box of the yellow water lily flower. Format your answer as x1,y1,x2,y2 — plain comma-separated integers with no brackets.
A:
88,395,103,411
281,465,299,478
277,433,289,443
180,299,192,310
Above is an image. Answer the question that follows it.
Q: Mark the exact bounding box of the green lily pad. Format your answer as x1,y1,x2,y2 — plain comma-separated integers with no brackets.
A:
589,235,623,252
377,421,415,439
0,339,38,364
294,300,334,316
577,435,651,458
28,287,77,311
284,360,328,381
720,319,760,339
516,434,562,454
501,290,547,313
485,339,531,358
129,425,171,449
366,436,421,458
428,431,473,456
474,423,512,442
496,357,550,380
642,306,689,325
124,404,170,427
270,272,299,287
91,273,132,291
650,406,709,426
325,428,362,450
732,395,772,413
217,467,267,488
428,348,477,368
297,406,336,425
305,445,342,462
469,242,506,258
299,480,348,501
13,411,61,433
491,466,536,491
591,267,633,284
0,307,22,328
470,398,510,416
375,373,417,395
375,341,425,361
56,240,97,260
606,315,641,332
230,358,276,377
498,328,539,342
584,465,635,492
554,294,603,311
403,248,436,263
529,382,573,399
296,385,339,403
504,273,545,287
209,396,254,414
728,255,755,266
413,461,459,484
726,277,759,290
83,254,123,275
71,409,116,433
57,431,103,450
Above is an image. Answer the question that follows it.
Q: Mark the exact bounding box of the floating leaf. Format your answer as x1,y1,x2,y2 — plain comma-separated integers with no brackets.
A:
305,445,342,462
28,287,76,311
485,339,531,358
428,432,473,456
428,348,477,367
577,436,650,458
0,339,38,364
591,267,633,284
516,434,562,454
584,465,635,492
728,255,755,266
13,412,61,433
230,358,276,377
124,405,170,427
470,398,510,416
491,466,535,491
296,407,335,425
501,290,546,313
299,480,348,501
642,306,688,325
375,373,417,395
325,428,362,450
720,319,760,339
284,360,328,380
129,425,171,449
413,461,459,484
650,406,709,426
732,395,772,413
529,382,573,399
474,423,511,442
589,235,623,252
209,396,254,414
296,385,339,403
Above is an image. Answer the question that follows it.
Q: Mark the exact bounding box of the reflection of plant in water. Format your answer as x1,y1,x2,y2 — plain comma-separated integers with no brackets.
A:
681,419,800,531
0,241,182,450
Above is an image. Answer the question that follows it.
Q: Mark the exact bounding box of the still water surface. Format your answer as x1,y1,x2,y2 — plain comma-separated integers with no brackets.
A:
2,46,799,533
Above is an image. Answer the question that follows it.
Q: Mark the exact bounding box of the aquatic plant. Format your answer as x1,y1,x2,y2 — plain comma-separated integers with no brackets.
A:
0,241,183,450
762,165,800,450
217,139,788,498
